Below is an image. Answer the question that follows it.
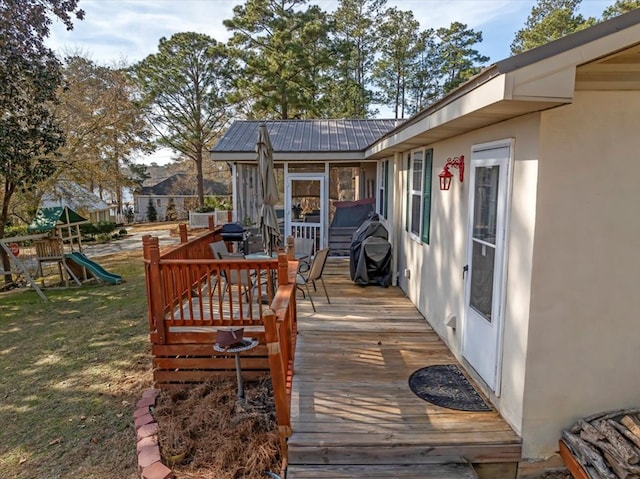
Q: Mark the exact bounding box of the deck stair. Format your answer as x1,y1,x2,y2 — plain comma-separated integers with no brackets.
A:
286,461,479,478
286,259,521,478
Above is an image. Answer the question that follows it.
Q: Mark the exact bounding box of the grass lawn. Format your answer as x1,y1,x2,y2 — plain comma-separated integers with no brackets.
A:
0,249,153,479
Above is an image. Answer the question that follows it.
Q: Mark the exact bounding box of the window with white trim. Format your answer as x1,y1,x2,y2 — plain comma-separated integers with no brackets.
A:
378,160,389,218
405,149,433,243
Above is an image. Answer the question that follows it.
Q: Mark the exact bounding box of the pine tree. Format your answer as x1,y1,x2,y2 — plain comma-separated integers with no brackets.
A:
325,0,387,117
147,198,158,223
371,7,422,119
224,0,332,119
511,0,596,55
133,33,231,208
602,0,640,20
436,22,489,94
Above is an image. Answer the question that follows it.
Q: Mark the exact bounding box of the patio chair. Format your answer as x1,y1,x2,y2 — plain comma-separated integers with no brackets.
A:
296,247,330,312
210,241,252,302
293,237,314,273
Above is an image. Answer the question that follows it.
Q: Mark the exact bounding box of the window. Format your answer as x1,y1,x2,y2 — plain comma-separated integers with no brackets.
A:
406,149,433,243
378,160,389,218
156,198,162,207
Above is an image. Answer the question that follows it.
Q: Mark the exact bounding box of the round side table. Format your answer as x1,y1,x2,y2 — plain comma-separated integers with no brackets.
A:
213,338,259,399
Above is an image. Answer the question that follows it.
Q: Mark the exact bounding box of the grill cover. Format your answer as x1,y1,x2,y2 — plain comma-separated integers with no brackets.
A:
349,214,392,287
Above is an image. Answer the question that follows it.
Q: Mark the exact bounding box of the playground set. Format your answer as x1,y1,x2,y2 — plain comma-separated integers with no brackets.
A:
0,206,122,301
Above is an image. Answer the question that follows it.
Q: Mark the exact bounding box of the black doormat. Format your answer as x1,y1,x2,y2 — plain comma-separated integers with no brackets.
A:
408,364,491,411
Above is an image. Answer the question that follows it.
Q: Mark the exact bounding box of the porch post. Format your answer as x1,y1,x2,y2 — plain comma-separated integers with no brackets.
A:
277,252,289,286
286,236,295,260
143,235,166,344
264,309,292,457
179,223,188,243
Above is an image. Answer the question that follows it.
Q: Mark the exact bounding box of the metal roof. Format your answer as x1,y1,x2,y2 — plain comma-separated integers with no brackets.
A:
212,119,403,154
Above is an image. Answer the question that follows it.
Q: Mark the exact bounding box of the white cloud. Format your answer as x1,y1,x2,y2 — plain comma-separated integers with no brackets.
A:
48,0,242,65
48,0,614,66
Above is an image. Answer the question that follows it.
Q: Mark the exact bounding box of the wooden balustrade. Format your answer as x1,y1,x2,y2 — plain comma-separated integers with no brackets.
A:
262,253,298,459
143,224,298,398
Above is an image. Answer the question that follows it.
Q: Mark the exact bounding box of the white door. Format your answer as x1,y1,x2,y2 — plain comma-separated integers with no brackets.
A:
285,174,326,252
462,142,512,392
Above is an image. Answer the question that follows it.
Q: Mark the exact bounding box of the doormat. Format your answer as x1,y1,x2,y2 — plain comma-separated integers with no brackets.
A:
408,364,491,411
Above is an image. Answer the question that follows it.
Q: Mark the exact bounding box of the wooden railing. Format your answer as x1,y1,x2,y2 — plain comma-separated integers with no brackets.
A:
264,248,298,457
142,222,298,453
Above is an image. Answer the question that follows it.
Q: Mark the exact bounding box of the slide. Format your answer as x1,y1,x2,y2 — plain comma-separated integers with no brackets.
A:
65,252,123,285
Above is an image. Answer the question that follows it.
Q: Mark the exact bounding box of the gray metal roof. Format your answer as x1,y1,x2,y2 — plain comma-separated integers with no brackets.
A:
212,119,403,154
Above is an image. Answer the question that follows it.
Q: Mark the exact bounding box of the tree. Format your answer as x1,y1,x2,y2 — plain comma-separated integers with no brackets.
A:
146,198,158,222
165,197,177,221
50,56,153,212
224,0,332,119
133,32,231,207
371,7,422,118
0,0,83,282
436,22,489,94
602,0,640,19
326,0,387,117
406,29,442,115
511,0,596,55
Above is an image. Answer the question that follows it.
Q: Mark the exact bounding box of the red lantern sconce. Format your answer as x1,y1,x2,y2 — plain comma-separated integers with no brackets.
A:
438,155,464,191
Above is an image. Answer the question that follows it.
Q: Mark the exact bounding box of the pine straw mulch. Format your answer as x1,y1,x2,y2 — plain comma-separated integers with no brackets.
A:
153,377,282,479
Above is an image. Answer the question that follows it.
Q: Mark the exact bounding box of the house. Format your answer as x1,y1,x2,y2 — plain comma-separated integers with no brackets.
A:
212,119,402,247
41,182,114,223
134,173,230,221
211,10,640,461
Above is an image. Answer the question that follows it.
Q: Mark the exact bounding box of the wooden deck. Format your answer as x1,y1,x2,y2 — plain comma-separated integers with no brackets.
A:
287,259,521,478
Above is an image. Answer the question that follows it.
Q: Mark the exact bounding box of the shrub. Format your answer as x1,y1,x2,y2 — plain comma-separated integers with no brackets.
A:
194,196,232,213
165,197,177,221
80,221,117,239
4,225,28,238
147,199,158,222
123,206,135,224
118,228,128,236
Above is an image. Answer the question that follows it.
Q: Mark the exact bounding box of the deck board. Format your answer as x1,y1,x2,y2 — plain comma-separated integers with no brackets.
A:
287,259,521,475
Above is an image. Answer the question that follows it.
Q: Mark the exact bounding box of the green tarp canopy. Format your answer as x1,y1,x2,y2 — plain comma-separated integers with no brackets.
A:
27,206,88,233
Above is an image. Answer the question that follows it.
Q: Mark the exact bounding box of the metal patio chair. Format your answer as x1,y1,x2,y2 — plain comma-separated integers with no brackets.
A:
296,247,330,312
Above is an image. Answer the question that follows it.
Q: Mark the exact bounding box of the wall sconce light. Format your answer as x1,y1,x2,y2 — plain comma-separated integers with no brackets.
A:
439,155,464,190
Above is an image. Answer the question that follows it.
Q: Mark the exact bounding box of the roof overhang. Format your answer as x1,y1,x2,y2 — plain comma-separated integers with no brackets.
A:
366,13,640,160
213,151,368,162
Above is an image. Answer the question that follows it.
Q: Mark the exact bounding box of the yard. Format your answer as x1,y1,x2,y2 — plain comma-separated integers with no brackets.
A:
0,248,152,478
0,223,574,479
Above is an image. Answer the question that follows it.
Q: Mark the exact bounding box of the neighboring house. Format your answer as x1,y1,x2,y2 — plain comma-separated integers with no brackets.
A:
134,173,230,221
41,182,114,223
212,10,640,461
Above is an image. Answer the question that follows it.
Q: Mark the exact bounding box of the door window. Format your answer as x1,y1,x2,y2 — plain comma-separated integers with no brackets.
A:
469,165,500,322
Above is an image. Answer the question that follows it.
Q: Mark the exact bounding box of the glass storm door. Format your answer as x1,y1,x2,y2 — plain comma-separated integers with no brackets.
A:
462,143,511,392
285,174,326,252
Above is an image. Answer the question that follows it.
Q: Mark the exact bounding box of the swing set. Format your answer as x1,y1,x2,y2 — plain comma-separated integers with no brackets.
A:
0,206,89,301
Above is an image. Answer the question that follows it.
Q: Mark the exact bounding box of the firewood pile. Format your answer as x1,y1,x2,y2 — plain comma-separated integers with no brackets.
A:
561,408,640,479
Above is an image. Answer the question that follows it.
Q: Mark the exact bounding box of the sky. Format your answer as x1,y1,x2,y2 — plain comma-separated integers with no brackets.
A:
46,0,613,164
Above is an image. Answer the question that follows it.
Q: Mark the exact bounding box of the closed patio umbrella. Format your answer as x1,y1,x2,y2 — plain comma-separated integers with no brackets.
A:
257,123,280,254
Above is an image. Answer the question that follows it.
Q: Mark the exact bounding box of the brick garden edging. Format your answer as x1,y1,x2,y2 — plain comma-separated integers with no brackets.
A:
134,389,175,479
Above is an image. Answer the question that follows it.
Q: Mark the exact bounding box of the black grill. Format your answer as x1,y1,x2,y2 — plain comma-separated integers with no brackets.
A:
220,223,248,251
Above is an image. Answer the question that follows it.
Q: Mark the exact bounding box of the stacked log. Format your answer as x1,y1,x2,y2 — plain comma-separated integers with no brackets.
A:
561,409,640,479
